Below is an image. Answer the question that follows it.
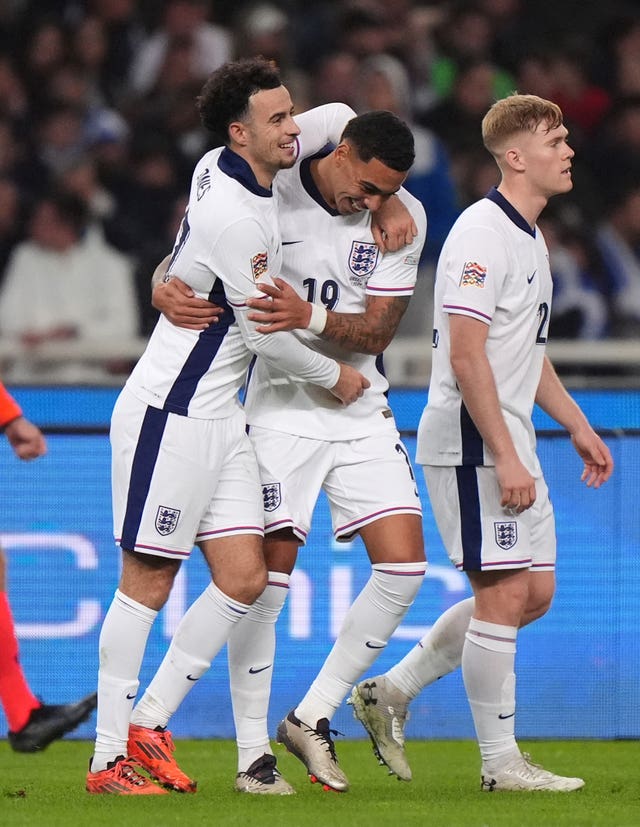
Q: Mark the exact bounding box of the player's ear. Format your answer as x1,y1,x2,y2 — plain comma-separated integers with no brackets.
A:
229,120,248,147
334,142,351,165
504,146,525,172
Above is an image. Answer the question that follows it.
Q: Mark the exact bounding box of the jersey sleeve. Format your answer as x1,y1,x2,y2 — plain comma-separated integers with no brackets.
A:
212,218,341,390
439,225,509,325
366,191,427,297
294,103,356,158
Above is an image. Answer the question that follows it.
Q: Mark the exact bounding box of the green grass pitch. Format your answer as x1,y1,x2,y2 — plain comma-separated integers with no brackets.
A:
2,739,638,827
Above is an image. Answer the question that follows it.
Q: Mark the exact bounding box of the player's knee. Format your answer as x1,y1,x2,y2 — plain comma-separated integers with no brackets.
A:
231,566,269,605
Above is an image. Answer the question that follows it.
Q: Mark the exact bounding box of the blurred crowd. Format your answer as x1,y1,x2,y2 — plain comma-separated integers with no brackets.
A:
0,0,639,382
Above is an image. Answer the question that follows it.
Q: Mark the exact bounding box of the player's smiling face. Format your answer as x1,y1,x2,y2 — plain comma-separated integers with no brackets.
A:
519,120,574,198
238,85,300,186
331,144,407,215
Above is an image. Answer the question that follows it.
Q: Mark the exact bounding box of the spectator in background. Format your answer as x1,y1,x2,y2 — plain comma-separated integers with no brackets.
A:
0,54,28,126
18,103,86,200
86,0,145,107
0,189,138,380
0,381,97,752
549,41,611,149
425,3,514,111
45,61,130,157
233,2,311,112
55,153,118,241
539,213,610,339
16,16,68,110
420,58,500,184
587,96,640,197
127,0,232,101
596,12,640,98
357,53,459,264
309,50,361,111
103,133,184,259
514,48,556,100
133,192,189,336
0,177,25,284
595,178,640,336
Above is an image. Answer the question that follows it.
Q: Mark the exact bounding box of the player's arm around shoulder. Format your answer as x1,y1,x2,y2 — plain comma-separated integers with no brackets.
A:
372,188,426,253
294,102,356,158
246,191,424,353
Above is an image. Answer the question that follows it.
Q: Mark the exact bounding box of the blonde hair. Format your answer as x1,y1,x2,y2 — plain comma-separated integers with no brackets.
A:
482,93,563,156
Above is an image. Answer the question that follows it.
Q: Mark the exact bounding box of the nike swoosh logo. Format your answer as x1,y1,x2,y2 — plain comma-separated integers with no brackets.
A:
527,270,536,284
498,712,515,719
186,674,199,681
126,693,136,699
365,641,386,649
249,665,271,674
282,240,303,245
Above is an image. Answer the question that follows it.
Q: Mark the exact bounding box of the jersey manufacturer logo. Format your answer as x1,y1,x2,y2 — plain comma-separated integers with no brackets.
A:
155,506,181,536
460,261,487,288
348,241,379,276
196,168,211,201
494,521,517,550
262,482,281,512
249,665,271,674
251,251,268,281
527,269,537,284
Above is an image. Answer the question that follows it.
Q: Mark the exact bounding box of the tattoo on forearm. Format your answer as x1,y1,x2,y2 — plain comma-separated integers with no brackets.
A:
323,297,409,353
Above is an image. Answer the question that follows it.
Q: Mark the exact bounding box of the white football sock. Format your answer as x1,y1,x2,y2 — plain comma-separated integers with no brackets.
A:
462,617,520,769
228,572,290,773
387,597,474,698
132,581,250,729
92,589,157,771
295,561,426,725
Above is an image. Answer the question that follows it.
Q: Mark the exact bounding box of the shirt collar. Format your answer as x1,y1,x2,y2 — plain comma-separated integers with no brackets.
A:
299,144,339,216
485,186,536,238
218,147,273,197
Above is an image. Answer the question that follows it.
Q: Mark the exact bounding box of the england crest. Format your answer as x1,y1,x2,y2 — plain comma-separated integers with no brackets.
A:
262,482,281,512
494,521,517,550
348,241,379,277
156,505,181,536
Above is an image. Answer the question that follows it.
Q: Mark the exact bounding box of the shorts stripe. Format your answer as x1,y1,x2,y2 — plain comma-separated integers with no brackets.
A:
460,402,483,465
336,505,422,539
456,465,482,571
120,406,169,552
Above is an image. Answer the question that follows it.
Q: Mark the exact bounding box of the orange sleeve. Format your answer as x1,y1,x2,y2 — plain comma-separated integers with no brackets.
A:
0,381,22,428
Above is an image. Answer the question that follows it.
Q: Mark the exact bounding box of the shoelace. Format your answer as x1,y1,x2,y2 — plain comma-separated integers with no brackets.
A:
306,721,343,762
118,758,151,787
155,728,175,753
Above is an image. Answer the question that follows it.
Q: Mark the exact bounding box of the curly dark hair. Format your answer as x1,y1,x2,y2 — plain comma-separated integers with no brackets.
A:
340,110,415,173
197,57,282,146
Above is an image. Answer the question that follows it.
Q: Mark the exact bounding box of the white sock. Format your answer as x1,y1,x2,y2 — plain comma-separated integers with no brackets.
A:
228,572,290,773
132,581,250,728
462,617,520,769
387,597,474,699
92,589,157,772
295,561,426,724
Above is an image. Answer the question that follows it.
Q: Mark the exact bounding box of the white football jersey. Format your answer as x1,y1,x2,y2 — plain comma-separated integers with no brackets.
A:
244,131,427,440
125,104,355,420
416,188,553,473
